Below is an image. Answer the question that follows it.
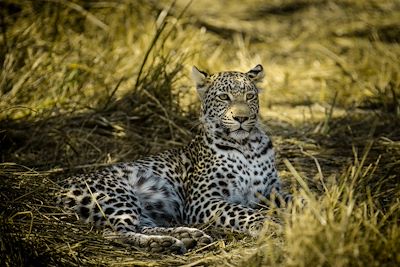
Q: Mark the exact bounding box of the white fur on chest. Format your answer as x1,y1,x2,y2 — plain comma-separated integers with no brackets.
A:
215,142,275,209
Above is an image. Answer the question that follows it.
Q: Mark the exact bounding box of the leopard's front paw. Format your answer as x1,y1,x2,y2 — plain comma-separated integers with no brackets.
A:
170,227,213,249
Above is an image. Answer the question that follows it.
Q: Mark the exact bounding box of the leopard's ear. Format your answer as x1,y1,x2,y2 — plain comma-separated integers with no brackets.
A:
246,64,264,83
192,66,209,98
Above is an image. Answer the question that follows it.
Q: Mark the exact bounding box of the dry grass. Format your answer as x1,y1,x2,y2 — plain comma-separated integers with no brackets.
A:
1,0,399,266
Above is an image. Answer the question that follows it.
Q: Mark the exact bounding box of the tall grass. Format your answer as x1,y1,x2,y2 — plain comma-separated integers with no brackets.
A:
245,144,399,267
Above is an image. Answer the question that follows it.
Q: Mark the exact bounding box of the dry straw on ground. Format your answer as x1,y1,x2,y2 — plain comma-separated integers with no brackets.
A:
1,0,399,266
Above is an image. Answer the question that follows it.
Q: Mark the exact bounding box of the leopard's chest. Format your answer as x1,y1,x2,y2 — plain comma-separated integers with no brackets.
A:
212,148,275,208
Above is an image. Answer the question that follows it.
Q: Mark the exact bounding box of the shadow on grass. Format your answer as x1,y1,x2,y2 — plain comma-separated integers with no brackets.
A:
0,88,197,168
0,221,59,267
270,110,400,211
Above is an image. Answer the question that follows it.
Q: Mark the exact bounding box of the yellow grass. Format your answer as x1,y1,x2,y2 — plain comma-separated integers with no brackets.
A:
1,0,399,266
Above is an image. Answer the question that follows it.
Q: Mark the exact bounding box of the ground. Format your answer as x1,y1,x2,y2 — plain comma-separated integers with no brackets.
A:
0,0,399,266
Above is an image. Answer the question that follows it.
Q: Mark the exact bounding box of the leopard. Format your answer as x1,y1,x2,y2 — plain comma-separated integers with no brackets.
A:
58,64,292,254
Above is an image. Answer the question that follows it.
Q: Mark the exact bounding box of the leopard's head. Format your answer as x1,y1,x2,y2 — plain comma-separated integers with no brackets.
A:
192,65,264,142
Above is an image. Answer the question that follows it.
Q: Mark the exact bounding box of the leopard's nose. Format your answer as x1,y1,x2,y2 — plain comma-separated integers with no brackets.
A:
233,116,249,123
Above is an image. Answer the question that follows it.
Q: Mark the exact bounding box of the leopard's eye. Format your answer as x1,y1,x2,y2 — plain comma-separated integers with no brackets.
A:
246,93,256,101
218,93,230,101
